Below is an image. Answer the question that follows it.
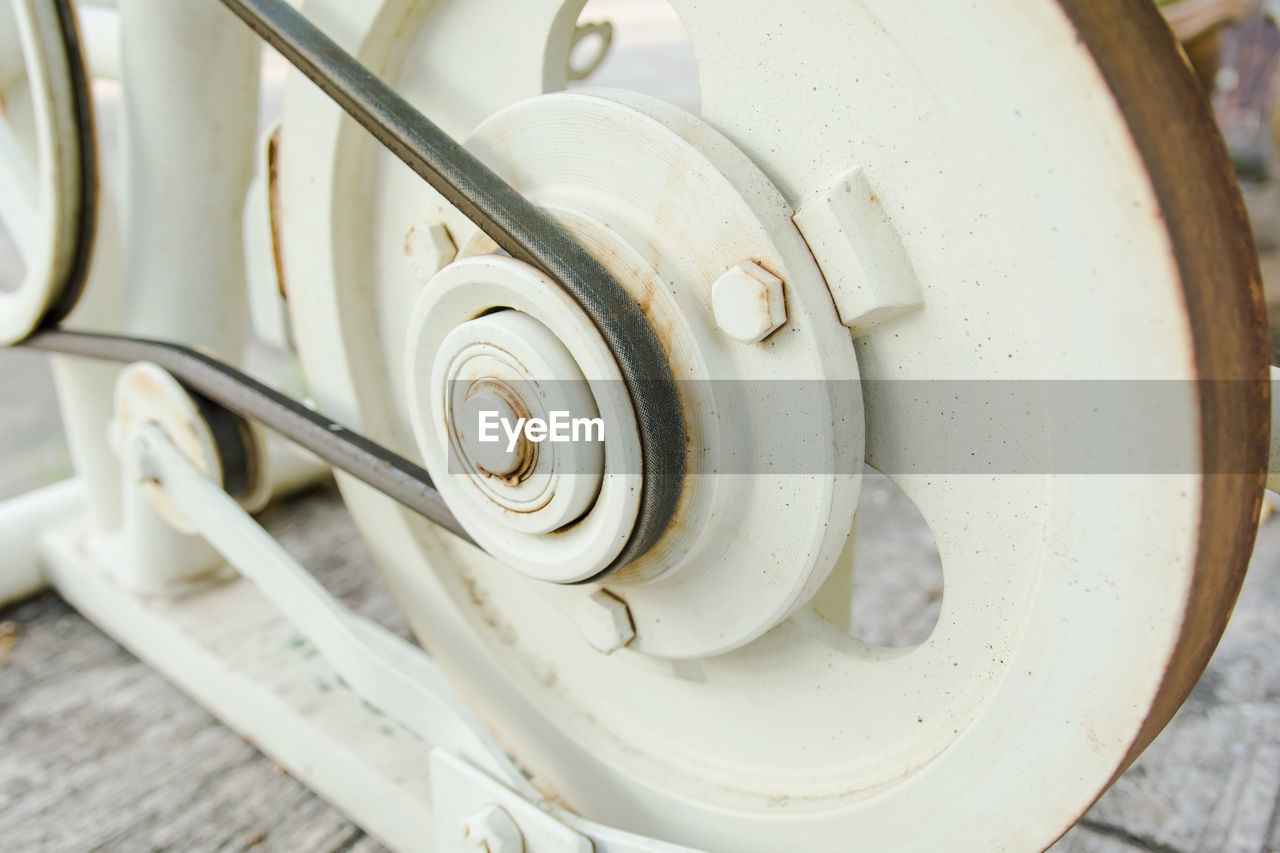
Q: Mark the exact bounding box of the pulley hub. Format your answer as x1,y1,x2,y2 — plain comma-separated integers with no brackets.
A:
405,252,643,585
402,90,863,655
417,291,609,539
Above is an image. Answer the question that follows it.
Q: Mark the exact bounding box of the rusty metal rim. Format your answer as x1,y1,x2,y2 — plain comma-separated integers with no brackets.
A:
1054,0,1270,838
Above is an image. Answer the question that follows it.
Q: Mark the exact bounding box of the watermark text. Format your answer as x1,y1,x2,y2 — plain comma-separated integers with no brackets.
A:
477,410,605,452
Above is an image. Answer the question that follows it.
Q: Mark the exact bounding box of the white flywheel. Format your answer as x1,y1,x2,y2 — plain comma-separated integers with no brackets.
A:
277,1,1268,850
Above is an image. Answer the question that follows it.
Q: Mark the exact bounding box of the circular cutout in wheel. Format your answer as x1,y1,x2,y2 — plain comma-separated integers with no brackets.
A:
277,1,1268,849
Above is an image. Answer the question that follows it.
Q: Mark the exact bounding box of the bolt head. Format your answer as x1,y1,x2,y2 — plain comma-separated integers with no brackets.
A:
574,590,635,654
711,261,787,344
404,222,458,285
462,804,523,853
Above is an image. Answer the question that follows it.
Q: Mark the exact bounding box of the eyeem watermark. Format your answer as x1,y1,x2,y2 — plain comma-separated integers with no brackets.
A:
477,410,605,453
449,378,1273,474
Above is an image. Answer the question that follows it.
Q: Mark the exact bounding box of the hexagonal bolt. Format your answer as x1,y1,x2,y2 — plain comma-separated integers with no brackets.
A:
711,261,788,344
404,221,458,286
462,804,524,853
574,590,636,654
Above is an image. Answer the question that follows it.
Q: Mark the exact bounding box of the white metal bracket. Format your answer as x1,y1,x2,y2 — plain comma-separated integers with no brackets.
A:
793,166,924,334
431,750,593,853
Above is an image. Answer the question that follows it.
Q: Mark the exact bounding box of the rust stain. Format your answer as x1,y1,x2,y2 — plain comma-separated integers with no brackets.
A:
0,621,17,666
458,571,520,646
266,129,288,299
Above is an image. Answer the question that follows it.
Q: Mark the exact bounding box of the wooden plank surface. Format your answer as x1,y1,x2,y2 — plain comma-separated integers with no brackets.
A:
0,493,396,851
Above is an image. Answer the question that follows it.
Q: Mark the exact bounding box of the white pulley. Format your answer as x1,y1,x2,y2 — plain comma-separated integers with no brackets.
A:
406,253,638,582
397,90,862,656
277,1,1268,849
112,361,263,532
433,308,604,530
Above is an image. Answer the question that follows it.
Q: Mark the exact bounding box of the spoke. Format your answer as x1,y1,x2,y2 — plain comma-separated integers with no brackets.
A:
0,113,39,256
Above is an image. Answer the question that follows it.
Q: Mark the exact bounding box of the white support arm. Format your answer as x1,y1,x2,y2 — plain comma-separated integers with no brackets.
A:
126,421,701,852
